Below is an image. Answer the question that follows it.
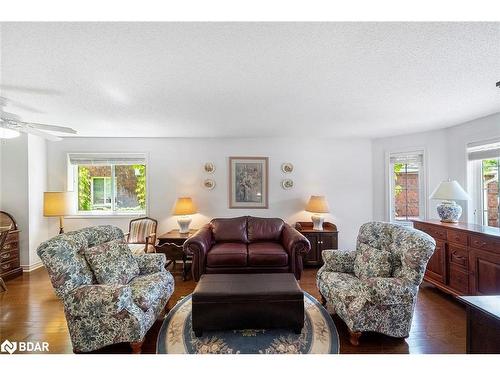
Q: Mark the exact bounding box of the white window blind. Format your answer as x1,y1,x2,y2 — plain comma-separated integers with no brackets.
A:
68,153,146,165
467,139,500,161
389,153,423,164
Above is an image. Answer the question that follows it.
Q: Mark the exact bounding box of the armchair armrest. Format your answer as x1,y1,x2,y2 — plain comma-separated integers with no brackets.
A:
64,284,133,317
321,249,356,273
364,277,417,305
184,224,213,257
282,224,310,256
134,253,166,274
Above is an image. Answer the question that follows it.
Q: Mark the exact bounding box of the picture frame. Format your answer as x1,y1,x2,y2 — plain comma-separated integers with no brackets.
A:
229,157,268,209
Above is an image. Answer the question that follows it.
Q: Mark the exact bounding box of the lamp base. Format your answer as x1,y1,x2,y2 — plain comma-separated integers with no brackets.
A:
177,216,192,234
311,214,324,231
437,200,462,223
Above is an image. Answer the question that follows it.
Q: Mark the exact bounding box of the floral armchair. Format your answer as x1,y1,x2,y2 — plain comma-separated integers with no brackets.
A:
37,225,174,353
316,222,435,345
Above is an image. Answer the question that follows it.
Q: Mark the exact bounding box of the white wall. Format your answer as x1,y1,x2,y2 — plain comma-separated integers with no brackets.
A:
47,137,373,250
0,135,30,266
27,135,48,269
372,112,500,222
0,134,48,269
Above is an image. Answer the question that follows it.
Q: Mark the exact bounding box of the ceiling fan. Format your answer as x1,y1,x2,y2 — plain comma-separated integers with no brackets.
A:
0,96,76,141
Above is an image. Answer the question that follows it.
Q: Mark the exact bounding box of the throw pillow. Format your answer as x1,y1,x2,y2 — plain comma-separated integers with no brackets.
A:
84,238,140,285
354,243,392,279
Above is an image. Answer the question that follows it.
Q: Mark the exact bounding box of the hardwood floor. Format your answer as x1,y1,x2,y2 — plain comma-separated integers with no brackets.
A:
0,265,466,354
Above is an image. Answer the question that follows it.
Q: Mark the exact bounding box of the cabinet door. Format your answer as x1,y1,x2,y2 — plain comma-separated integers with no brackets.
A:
469,248,500,295
425,239,446,284
304,234,319,264
319,233,337,250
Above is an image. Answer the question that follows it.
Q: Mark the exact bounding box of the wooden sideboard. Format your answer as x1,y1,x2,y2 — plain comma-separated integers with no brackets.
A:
295,222,338,266
0,211,22,281
413,219,500,296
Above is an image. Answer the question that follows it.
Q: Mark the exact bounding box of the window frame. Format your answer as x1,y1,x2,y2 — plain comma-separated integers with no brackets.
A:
385,148,427,224
470,158,500,227
66,153,149,218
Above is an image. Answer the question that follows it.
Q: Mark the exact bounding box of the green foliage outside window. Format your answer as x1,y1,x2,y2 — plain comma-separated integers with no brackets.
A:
78,166,92,211
133,164,146,209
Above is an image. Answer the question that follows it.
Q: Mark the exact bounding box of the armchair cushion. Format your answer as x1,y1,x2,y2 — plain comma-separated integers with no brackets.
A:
317,271,369,314
210,216,248,243
207,243,248,267
247,217,284,242
64,284,133,317
128,218,157,244
248,242,288,266
134,253,166,274
322,249,356,273
354,243,392,279
364,277,416,305
129,272,174,312
84,239,140,285
128,243,156,255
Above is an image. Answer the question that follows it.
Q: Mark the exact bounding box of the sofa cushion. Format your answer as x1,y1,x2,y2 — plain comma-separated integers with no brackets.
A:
84,238,140,285
248,242,288,267
210,216,248,243
247,217,284,242
354,243,392,279
128,272,172,312
207,243,248,267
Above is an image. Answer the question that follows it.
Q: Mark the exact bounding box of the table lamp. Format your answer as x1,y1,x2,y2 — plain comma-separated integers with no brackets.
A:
429,180,470,223
305,195,330,230
173,197,197,233
43,192,74,234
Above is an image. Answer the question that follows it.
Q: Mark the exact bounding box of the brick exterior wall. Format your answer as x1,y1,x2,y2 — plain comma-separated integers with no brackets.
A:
394,172,420,219
486,180,499,227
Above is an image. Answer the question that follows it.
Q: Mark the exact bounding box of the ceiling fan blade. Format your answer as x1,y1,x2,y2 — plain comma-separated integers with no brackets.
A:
17,127,63,141
0,110,21,122
24,122,77,134
0,84,62,95
0,96,44,113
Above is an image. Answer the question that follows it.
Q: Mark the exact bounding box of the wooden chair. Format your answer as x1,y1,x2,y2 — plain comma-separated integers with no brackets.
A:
125,217,158,255
0,227,11,292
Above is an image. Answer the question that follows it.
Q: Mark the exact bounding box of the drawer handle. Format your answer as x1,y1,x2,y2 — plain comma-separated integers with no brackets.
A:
474,240,487,247
452,251,465,260
1,264,10,269
1,253,10,259
3,244,11,250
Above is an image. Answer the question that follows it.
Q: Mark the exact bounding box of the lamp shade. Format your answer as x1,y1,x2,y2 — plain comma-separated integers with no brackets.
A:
305,195,330,213
173,197,197,215
429,180,470,201
43,192,74,217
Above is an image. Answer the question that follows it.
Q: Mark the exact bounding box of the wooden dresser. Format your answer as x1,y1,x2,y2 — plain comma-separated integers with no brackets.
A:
413,219,500,296
295,222,338,266
0,211,22,280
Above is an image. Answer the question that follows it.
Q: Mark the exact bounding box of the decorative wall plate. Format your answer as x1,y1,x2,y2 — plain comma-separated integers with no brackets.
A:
281,179,294,190
203,178,216,190
204,162,215,173
281,162,294,173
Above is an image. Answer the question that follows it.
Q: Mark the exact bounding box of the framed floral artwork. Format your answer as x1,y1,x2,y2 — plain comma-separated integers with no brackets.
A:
229,157,268,209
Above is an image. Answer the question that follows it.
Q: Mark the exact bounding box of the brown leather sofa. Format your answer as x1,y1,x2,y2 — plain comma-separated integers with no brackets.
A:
184,216,311,281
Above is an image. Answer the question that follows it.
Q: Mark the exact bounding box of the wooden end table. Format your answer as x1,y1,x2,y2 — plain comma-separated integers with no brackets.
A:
156,229,197,281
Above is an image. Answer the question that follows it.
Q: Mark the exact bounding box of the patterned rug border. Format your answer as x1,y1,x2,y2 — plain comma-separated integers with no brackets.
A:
156,291,339,354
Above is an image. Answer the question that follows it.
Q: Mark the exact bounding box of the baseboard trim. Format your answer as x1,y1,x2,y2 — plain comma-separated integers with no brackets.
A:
21,261,44,272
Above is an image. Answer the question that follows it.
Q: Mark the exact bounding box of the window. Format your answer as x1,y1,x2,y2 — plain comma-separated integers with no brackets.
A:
68,153,147,215
388,151,425,223
468,140,500,228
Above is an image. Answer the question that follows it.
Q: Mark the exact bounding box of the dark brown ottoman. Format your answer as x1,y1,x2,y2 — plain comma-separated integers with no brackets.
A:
192,273,304,337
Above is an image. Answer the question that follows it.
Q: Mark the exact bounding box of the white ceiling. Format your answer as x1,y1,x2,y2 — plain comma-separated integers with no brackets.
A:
1,22,499,138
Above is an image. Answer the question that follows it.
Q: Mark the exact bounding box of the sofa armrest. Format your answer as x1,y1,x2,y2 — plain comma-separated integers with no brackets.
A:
184,224,213,257
364,277,417,305
321,249,356,273
282,224,310,256
63,284,134,317
134,253,166,274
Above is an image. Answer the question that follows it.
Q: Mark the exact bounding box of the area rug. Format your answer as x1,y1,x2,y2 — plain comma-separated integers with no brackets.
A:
156,291,339,354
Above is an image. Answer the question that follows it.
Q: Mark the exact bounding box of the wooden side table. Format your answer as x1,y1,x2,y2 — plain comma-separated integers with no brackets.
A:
295,222,338,266
156,229,198,281
458,295,500,353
